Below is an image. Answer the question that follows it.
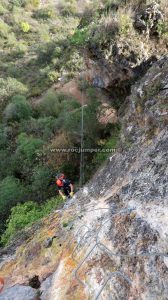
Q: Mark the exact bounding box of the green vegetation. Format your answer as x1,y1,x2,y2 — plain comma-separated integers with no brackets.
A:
20,21,30,33
0,176,27,234
92,123,121,167
0,78,28,111
3,95,32,122
58,0,77,16
1,197,63,245
70,27,89,46
157,20,168,39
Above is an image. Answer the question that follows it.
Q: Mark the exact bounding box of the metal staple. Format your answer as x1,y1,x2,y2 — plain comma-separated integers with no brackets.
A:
69,206,168,300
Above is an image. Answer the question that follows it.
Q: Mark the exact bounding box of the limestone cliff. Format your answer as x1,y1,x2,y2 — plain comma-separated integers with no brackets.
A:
0,55,167,299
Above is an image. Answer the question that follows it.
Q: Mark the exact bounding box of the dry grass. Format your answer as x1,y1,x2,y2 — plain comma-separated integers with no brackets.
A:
160,0,168,20
100,12,119,32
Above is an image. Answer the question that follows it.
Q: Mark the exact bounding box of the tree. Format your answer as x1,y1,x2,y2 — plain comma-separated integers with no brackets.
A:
31,165,54,202
0,77,28,111
16,132,44,162
1,201,41,245
3,95,32,122
0,176,26,234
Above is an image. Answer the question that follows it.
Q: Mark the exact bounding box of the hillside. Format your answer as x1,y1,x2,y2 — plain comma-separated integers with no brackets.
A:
0,0,168,299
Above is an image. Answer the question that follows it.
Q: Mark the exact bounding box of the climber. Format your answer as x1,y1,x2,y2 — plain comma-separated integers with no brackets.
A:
56,173,74,200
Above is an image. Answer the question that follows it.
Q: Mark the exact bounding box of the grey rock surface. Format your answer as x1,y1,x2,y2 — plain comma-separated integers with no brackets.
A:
0,284,36,300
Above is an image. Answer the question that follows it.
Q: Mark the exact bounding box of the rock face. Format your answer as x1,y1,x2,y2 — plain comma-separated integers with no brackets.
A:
97,103,118,125
0,57,168,299
0,284,36,300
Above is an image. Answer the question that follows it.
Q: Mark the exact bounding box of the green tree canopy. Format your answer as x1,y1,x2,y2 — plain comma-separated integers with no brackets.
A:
0,176,26,233
3,95,32,122
16,132,44,162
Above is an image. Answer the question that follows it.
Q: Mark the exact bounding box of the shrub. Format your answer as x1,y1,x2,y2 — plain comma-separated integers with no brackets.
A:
0,4,7,15
0,176,26,234
39,90,62,117
118,12,133,36
39,91,80,118
31,165,53,202
0,77,28,108
13,42,28,58
16,133,44,162
9,0,39,8
0,20,10,38
70,27,89,46
59,0,77,16
92,125,121,166
9,0,27,9
6,33,17,48
20,116,57,140
1,201,41,245
0,125,7,149
20,21,30,33
157,20,168,39
30,0,40,8
48,71,60,83
33,7,55,19
53,46,62,58
3,95,32,122
0,148,19,180
37,41,55,65
1,197,64,245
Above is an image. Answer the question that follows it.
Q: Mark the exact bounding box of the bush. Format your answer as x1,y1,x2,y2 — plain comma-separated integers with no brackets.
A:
0,150,16,180
157,20,168,39
92,126,120,166
0,176,26,234
16,132,44,162
31,165,54,202
20,21,30,33
33,7,55,19
39,91,80,118
13,42,28,58
1,197,64,245
48,71,60,83
39,90,62,117
0,4,7,15
37,42,55,65
1,202,41,245
20,116,57,140
0,20,10,38
53,46,62,58
5,32,17,48
0,125,7,149
118,12,133,36
9,0,39,8
59,0,77,16
30,0,40,7
70,27,89,46
3,95,32,122
0,77,28,108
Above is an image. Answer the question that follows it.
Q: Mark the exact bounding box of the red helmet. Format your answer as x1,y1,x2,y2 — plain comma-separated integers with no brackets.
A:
56,179,64,187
